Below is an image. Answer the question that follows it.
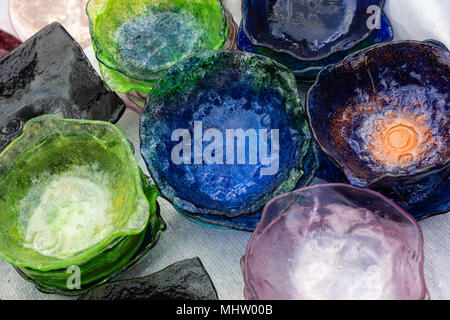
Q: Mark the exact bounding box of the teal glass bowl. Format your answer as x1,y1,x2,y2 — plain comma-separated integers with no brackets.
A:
87,0,232,94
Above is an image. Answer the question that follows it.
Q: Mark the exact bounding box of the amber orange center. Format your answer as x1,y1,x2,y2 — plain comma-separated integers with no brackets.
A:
361,114,430,169
384,124,418,153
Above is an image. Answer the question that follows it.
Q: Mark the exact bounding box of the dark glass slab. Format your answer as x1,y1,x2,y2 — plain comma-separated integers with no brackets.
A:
80,258,218,300
0,22,125,152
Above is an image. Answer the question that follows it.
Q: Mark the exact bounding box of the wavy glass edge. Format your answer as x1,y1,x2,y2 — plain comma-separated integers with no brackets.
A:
237,12,393,79
174,143,318,231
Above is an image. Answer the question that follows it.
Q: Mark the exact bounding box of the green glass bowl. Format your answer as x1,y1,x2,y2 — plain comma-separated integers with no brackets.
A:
14,178,166,296
87,0,228,94
0,115,150,272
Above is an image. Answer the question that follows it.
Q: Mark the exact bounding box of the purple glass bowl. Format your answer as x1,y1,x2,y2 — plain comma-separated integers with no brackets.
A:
307,40,450,219
242,184,428,300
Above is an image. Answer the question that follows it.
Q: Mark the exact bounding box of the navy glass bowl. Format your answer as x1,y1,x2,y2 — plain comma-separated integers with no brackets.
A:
140,50,316,230
238,12,393,79
242,0,385,60
307,40,450,219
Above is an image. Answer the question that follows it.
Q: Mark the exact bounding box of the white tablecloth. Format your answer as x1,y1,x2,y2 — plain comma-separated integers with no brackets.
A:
0,0,448,300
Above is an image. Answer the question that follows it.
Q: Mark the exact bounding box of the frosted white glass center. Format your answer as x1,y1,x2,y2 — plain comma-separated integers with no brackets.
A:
22,170,114,259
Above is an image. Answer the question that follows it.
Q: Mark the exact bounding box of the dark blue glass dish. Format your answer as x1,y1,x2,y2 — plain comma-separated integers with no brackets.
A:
238,12,393,79
307,41,450,219
140,50,316,230
241,0,385,61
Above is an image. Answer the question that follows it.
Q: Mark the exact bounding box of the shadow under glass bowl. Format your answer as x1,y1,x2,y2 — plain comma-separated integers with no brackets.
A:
238,12,393,80
87,0,230,94
140,50,316,230
241,0,385,62
242,184,428,300
14,179,166,296
0,115,152,272
307,40,450,219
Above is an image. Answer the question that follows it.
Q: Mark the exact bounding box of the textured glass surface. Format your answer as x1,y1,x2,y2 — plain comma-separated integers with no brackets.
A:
9,0,91,48
238,13,393,79
80,258,218,300
242,0,384,60
15,182,165,296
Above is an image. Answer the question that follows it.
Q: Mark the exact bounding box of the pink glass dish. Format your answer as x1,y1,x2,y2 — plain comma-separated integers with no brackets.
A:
242,184,428,300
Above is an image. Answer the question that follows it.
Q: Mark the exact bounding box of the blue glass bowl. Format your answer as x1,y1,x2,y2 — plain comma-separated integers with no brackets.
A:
241,0,385,61
307,40,450,219
140,50,316,230
238,12,393,80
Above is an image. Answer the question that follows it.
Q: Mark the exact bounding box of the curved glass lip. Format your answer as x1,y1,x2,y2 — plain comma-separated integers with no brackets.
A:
242,183,428,300
306,40,450,188
0,115,150,272
86,0,229,82
241,0,386,62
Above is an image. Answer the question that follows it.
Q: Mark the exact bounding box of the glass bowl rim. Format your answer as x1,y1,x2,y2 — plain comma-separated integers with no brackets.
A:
243,182,427,300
